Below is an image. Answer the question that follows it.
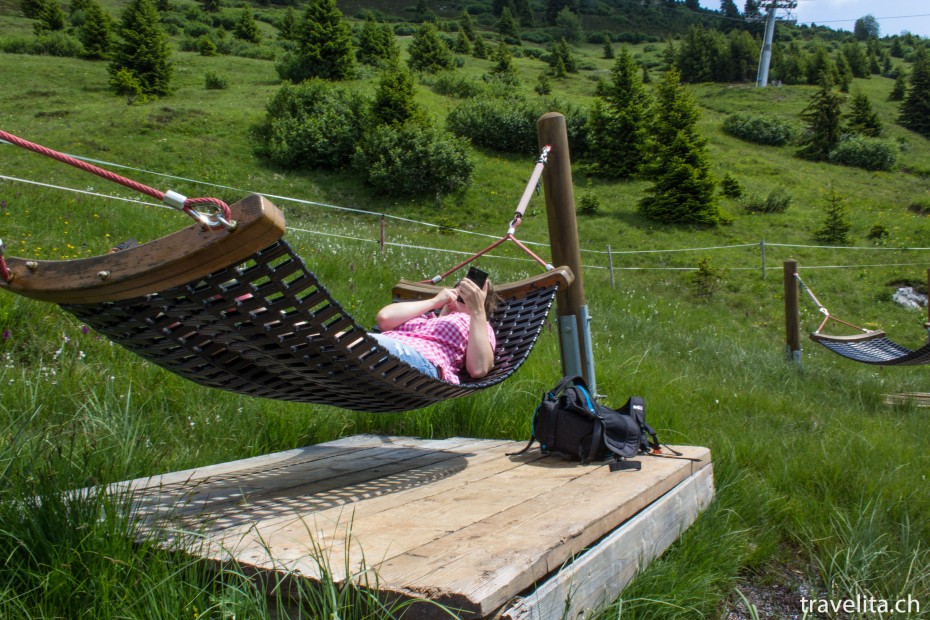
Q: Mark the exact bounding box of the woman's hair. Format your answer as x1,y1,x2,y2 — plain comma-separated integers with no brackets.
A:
484,280,501,319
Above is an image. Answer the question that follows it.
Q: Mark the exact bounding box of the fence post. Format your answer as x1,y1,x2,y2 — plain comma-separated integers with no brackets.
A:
784,259,801,363
379,214,385,254
760,239,766,280
537,112,597,395
607,244,615,289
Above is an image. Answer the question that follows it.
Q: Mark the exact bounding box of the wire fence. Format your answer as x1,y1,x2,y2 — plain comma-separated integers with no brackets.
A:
4,158,930,281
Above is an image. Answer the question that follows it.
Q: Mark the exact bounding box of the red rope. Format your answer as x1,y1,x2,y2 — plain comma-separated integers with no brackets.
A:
0,130,232,224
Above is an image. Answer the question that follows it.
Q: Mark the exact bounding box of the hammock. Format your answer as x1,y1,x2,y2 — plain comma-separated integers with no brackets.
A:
0,194,573,412
796,272,930,366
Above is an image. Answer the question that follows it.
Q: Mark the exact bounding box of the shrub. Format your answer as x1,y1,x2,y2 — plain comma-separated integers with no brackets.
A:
427,71,485,98
446,94,588,156
577,180,601,216
0,31,83,56
352,124,473,197
908,199,930,215
867,223,890,244
204,71,228,90
691,257,726,300
722,112,797,146
255,80,369,169
828,135,898,171
197,34,217,56
742,187,792,214
814,188,852,245
719,173,743,198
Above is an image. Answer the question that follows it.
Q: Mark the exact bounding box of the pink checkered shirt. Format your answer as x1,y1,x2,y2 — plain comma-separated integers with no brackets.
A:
383,311,496,384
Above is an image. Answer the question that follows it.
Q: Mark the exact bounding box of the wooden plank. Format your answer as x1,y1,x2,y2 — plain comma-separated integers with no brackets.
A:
499,463,715,620
121,436,712,620
365,447,709,617
125,436,499,528
392,267,574,303
883,392,930,407
0,194,285,303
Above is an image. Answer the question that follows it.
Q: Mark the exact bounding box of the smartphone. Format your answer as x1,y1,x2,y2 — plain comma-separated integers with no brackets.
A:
465,266,488,289
456,266,488,303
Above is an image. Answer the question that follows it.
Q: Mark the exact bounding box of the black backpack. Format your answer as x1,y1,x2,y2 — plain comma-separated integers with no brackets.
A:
510,376,661,471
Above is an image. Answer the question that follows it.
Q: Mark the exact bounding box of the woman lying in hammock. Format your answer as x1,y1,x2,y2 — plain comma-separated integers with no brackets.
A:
373,276,500,383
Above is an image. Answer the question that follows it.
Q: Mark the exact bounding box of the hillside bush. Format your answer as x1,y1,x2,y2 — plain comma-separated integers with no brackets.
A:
828,135,898,171
426,72,485,98
742,187,792,214
204,71,228,90
353,124,473,197
0,32,83,56
255,80,368,169
722,112,797,146
445,94,588,156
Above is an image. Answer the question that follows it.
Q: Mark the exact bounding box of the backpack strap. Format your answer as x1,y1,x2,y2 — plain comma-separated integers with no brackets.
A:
507,399,544,457
550,375,587,399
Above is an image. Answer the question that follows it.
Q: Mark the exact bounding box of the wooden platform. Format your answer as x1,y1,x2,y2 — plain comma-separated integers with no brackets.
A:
884,392,930,407
111,435,714,619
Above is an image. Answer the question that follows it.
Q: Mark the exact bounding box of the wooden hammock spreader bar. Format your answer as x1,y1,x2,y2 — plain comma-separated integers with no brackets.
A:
0,194,284,304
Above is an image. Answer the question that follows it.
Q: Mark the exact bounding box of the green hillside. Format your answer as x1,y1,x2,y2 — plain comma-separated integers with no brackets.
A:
1,0,930,618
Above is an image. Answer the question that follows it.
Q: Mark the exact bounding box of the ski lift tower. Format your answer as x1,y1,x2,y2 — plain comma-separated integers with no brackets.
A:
755,0,798,87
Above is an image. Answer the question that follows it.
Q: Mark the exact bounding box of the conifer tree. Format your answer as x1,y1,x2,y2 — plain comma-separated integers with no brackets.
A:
472,34,488,59
513,0,533,27
372,66,423,127
199,0,219,13
459,10,475,41
288,0,356,81
638,68,720,226
842,41,869,78
834,53,853,92
413,0,435,22
78,0,112,60
806,45,837,85
602,39,614,60
21,0,44,19
490,37,518,83
454,29,472,55
797,72,844,161
720,0,740,19
278,7,296,41
889,69,906,101
407,22,454,74
548,37,576,74
69,0,90,19
585,47,650,179
545,0,573,25
814,187,852,245
497,6,519,42
33,0,65,34
358,18,399,66
234,6,260,43
109,0,172,97
899,46,930,137
846,90,882,137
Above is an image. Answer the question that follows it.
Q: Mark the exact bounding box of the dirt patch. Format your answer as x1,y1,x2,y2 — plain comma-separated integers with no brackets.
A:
722,561,832,620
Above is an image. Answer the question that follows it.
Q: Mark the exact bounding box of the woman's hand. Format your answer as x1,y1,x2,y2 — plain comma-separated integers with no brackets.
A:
456,278,487,318
431,288,459,313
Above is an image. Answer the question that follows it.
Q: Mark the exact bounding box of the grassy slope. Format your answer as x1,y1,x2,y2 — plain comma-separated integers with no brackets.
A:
1,2,930,618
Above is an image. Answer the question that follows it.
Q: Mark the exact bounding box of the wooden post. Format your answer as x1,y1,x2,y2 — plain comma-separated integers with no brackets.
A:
607,244,615,289
784,259,801,363
379,215,386,254
537,112,596,392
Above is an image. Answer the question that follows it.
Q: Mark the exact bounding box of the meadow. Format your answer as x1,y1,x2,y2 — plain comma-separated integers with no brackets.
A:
1,3,930,618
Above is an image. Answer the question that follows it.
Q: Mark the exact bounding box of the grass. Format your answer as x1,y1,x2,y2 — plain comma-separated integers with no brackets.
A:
2,2,930,618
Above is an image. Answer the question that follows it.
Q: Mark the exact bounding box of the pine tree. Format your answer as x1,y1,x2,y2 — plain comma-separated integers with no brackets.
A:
109,0,172,97
797,72,844,161
900,46,930,137
372,66,423,127
846,90,882,137
497,7,519,42
602,39,614,60
585,47,650,179
814,187,852,245
743,0,761,20
806,45,837,85
548,37,576,74
720,0,740,20
78,0,112,60
889,69,906,101
288,0,356,81
413,0,435,22
199,0,219,13
545,0,573,25
407,22,454,74
554,7,582,43
638,69,719,226
472,34,488,59
358,18,399,67
454,29,472,55
513,0,533,27
234,6,260,43
490,37,518,83
278,7,296,41
33,0,66,34
834,53,853,92
662,39,677,70
459,10,475,41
